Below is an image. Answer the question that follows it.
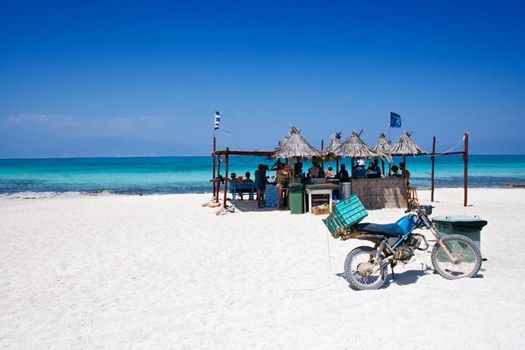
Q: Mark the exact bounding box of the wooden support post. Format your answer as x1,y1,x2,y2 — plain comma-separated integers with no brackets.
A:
431,136,436,202
216,155,221,202
381,160,385,177
464,132,469,207
223,148,230,208
321,139,324,170
402,155,407,179
351,158,355,178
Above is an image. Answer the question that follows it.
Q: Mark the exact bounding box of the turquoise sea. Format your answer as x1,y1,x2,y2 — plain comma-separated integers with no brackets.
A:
1,155,524,197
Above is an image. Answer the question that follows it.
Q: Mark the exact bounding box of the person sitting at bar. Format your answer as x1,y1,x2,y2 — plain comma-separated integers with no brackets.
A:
372,159,382,176
240,171,255,200
390,165,402,177
366,162,380,178
294,161,305,180
336,164,349,180
325,166,334,178
308,161,322,178
354,160,367,179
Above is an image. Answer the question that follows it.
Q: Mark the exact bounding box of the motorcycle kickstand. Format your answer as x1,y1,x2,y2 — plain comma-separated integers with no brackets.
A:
390,263,396,281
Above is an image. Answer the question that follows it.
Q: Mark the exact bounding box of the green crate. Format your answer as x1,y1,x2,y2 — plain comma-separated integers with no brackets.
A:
323,195,367,234
333,195,368,227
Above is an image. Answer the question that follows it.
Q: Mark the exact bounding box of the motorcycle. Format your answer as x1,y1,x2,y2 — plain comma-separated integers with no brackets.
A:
340,205,482,290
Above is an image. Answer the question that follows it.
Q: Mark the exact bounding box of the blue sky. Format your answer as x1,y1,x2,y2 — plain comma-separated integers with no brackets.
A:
1,0,524,157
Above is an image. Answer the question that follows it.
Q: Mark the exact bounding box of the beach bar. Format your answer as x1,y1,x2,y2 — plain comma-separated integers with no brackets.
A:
211,127,470,212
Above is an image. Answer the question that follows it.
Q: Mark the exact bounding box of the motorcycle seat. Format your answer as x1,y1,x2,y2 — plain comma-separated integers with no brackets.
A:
354,223,405,236
354,214,418,237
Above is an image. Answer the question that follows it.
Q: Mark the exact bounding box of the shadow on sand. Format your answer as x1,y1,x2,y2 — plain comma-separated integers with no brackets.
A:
232,200,280,212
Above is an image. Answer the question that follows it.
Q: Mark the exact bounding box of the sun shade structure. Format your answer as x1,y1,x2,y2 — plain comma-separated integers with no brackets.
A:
321,132,343,160
372,133,393,162
390,131,428,156
273,126,321,159
334,131,379,159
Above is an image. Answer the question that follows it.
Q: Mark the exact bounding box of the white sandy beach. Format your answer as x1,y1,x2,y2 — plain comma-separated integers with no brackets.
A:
1,188,524,349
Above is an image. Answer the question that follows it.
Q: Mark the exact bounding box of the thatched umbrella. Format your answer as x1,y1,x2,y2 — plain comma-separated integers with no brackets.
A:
273,127,321,176
321,132,343,173
372,133,393,175
321,132,343,159
390,131,427,180
390,131,427,156
334,131,380,178
334,131,379,159
273,126,321,159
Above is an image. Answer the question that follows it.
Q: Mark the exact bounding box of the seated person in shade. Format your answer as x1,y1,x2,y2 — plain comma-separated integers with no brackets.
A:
243,171,253,183
308,161,322,178
366,162,380,178
372,159,381,176
336,164,349,180
390,165,402,177
325,166,334,178
354,159,367,179
294,161,304,179
241,171,254,200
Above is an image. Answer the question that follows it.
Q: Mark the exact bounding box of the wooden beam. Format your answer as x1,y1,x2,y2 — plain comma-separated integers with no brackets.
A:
223,148,230,208
216,155,221,202
214,150,274,157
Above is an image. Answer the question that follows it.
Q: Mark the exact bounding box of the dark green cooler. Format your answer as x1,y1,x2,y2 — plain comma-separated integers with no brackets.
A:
288,183,304,214
433,216,487,249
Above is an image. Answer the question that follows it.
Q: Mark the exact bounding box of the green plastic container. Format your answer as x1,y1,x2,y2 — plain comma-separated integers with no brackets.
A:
289,183,304,214
323,195,368,234
433,215,487,249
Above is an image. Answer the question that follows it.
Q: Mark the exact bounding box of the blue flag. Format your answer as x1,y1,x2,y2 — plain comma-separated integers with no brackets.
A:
214,111,220,130
390,112,401,128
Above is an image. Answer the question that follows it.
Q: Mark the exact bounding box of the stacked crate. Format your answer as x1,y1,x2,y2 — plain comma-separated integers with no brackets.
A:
323,194,368,238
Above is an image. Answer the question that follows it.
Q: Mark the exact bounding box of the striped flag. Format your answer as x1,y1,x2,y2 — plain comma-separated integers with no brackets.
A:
390,112,401,128
214,111,220,130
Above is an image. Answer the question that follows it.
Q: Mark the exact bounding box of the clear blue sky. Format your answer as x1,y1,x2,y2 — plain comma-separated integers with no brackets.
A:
1,0,524,158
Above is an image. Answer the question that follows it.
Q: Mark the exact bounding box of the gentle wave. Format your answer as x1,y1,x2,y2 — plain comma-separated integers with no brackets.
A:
0,190,121,199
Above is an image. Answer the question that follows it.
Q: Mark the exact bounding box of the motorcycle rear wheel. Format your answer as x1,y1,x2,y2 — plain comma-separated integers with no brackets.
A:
344,246,388,290
431,234,482,280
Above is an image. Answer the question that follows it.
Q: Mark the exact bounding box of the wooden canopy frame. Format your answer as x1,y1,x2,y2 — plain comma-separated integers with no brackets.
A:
212,148,275,207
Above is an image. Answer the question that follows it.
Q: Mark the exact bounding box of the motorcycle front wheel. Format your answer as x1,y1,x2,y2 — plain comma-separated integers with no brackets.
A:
431,234,482,280
344,246,388,290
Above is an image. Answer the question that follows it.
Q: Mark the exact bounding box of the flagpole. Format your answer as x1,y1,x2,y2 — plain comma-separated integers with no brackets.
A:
388,113,393,176
212,116,217,199
387,112,391,144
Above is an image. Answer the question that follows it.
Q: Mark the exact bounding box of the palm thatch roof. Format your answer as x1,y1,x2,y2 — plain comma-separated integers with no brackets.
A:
390,131,427,156
321,132,343,159
334,131,379,159
372,133,393,161
273,126,321,159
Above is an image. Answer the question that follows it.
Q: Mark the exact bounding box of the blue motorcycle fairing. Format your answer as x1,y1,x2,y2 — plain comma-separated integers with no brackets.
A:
354,214,418,237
